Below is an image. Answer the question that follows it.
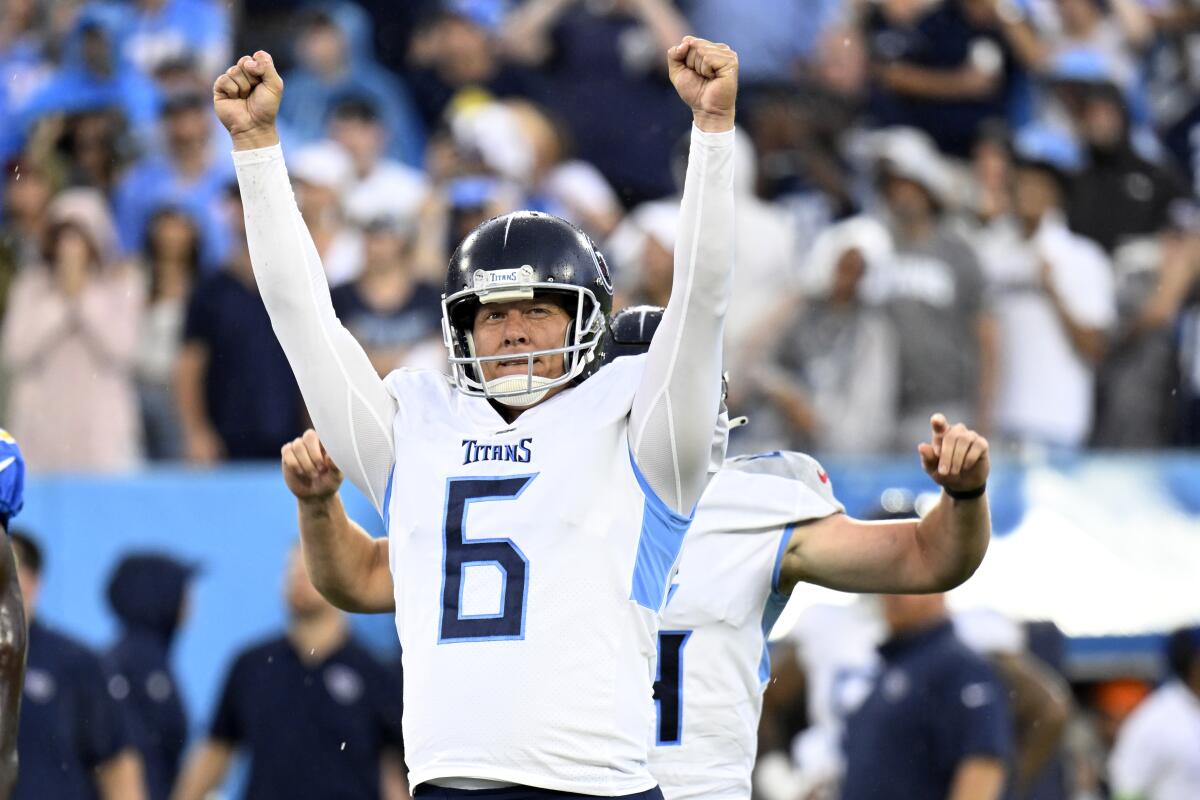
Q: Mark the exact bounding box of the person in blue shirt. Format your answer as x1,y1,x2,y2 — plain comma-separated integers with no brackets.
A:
174,182,303,463
279,2,425,167
842,591,1013,800
112,89,235,272
10,531,146,800
105,553,198,800
7,4,159,162
120,0,231,79
0,429,27,799
172,546,406,800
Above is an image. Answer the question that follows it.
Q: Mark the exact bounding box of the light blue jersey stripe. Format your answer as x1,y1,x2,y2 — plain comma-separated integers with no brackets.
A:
759,524,796,683
628,449,694,611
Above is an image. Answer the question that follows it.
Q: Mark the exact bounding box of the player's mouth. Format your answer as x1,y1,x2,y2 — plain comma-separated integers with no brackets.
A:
494,356,541,376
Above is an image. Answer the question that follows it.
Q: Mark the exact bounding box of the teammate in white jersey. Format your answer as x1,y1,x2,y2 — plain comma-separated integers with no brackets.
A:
214,38,737,798
598,307,995,800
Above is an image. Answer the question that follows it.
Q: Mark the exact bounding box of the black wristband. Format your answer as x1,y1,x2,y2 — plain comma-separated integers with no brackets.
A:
946,483,987,501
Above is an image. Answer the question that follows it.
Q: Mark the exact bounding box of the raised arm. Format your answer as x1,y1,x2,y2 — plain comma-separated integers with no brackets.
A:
282,431,394,613
213,52,396,511
629,38,737,515
780,415,992,594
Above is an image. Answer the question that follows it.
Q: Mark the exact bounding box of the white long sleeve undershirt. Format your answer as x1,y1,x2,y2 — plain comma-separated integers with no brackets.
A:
232,124,734,516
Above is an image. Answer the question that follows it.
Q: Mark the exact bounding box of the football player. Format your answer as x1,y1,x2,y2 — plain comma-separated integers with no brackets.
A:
283,308,995,800
605,308,994,800
0,429,26,799
216,37,737,798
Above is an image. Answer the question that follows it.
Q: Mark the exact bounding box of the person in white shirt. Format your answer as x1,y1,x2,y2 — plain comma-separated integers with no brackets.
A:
327,96,428,227
972,126,1116,448
212,38,737,798
1109,626,1200,800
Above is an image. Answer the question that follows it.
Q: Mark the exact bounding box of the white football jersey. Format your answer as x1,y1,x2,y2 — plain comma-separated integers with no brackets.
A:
649,451,843,800
382,354,690,794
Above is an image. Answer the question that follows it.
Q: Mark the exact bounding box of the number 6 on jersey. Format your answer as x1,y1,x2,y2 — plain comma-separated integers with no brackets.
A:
439,475,537,643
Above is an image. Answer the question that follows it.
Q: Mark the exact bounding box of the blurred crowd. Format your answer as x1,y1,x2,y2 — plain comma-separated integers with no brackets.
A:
2,0,1200,472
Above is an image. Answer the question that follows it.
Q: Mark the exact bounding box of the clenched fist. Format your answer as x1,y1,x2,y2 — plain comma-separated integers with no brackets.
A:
667,36,738,132
213,50,283,150
281,429,344,502
918,414,990,495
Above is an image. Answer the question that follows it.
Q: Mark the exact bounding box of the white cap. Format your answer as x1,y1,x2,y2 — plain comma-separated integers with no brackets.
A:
799,215,892,298
290,140,355,192
870,127,955,206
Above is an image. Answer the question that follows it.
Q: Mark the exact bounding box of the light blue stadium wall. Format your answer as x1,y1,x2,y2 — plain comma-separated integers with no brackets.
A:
19,465,397,737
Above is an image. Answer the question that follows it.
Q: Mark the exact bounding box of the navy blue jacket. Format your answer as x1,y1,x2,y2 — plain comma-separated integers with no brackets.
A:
16,621,133,800
842,620,1013,800
106,554,195,800
209,634,404,800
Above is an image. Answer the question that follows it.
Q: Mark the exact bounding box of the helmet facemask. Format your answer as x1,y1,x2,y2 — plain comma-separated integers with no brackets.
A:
442,270,607,407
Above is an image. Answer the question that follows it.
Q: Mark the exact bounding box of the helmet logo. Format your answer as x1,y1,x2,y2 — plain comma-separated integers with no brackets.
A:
594,250,613,295
474,265,536,289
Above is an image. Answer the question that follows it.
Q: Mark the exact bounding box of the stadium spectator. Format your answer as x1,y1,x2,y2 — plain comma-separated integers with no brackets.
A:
327,95,428,227
2,189,144,472
112,88,235,272
105,553,197,800
11,531,147,800
719,130,800,357
409,172,520,285
1107,625,1200,800
743,72,862,230
968,121,1015,226
405,0,539,130
331,215,442,376
0,0,52,159
1054,77,1194,446
290,140,364,287
0,154,56,321
279,2,425,167
863,0,1023,157
764,601,1070,800
120,0,231,80
607,201,677,310
611,127,796,353
174,184,303,463
501,0,692,205
686,0,843,86
136,207,200,461
172,546,406,800
841,592,1013,800
25,107,130,196
971,126,1116,449
752,216,899,456
496,98,624,239
1035,0,1153,95
10,5,159,162
870,128,997,449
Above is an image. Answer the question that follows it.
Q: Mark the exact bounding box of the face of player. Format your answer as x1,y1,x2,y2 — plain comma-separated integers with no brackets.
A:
471,298,571,383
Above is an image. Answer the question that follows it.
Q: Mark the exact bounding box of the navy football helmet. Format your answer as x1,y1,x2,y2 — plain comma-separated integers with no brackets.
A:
604,305,664,364
442,212,613,406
